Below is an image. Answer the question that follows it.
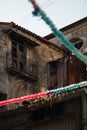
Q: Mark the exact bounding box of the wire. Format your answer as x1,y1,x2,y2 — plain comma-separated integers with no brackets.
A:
18,0,56,25
37,0,56,21
19,0,55,24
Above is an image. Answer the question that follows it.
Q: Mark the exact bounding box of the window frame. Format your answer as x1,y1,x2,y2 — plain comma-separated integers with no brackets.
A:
12,40,26,72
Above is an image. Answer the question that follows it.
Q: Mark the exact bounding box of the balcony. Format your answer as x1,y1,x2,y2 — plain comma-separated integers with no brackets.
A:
6,53,39,81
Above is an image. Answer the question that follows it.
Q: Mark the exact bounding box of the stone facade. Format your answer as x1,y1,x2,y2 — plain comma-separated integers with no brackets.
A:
0,22,64,108
48,18,87,54
0,17,87,109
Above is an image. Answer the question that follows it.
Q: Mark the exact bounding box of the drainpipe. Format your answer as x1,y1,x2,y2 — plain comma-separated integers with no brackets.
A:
82,94,87,130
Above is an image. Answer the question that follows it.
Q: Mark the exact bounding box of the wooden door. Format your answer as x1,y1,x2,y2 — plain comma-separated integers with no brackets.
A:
57,57,68,87
68,55,86,85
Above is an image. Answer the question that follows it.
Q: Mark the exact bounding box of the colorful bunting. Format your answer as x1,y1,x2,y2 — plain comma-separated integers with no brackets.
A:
0,81,87,107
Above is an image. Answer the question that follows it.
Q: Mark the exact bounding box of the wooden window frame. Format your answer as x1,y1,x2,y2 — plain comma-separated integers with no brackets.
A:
12,40,26,72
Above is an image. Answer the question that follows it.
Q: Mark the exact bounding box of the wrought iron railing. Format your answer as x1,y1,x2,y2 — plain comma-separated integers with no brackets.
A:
6,52,39,80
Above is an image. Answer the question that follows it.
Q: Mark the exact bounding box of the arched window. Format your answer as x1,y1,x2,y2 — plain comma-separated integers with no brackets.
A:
70,38,83,49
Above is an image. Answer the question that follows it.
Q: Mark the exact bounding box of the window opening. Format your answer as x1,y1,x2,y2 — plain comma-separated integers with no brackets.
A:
70,38,83,50
12,40,25,72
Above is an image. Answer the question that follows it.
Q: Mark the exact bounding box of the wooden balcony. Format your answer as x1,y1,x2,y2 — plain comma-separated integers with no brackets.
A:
6,53,39,82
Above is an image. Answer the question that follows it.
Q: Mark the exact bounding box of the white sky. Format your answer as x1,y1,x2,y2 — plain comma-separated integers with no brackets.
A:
0,0,87,36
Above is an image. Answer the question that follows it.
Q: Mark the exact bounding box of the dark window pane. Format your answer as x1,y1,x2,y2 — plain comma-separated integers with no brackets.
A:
50,62,57,75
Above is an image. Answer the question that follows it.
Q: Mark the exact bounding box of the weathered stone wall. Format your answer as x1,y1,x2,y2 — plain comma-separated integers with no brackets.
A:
0,30,64,109
0,34,9,94
32,43,63,92
0,33,34,109
49,22,87,53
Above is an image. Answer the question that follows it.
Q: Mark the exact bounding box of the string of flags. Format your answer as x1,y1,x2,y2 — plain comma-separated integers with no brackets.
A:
29,0,87,65
0,81,87,107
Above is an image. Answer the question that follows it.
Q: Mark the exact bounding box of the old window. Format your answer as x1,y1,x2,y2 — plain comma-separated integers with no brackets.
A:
70,38,83,50
7,32,39,81
48,58,68,90
12,40,25,72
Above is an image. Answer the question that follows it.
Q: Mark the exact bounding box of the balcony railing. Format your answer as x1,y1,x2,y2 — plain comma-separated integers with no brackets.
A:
6,52,39,81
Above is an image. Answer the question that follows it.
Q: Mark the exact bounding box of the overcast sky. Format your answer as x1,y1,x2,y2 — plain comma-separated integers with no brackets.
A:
0,0,87,36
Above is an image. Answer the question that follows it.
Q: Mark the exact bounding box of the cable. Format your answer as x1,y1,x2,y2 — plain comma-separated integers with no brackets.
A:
37,0,56,21
18,0,51,23
18,0,56,25
19,0,55,25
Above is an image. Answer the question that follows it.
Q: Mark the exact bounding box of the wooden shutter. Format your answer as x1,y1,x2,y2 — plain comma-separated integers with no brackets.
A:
68,55,86,84
57,57,68,88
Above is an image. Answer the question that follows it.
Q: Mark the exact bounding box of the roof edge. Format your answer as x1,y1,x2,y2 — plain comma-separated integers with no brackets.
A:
0,21,65,52
44,17,87,40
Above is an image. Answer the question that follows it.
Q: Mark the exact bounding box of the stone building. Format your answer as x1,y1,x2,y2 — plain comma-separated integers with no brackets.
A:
0,21,64,109
0,17,87,130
